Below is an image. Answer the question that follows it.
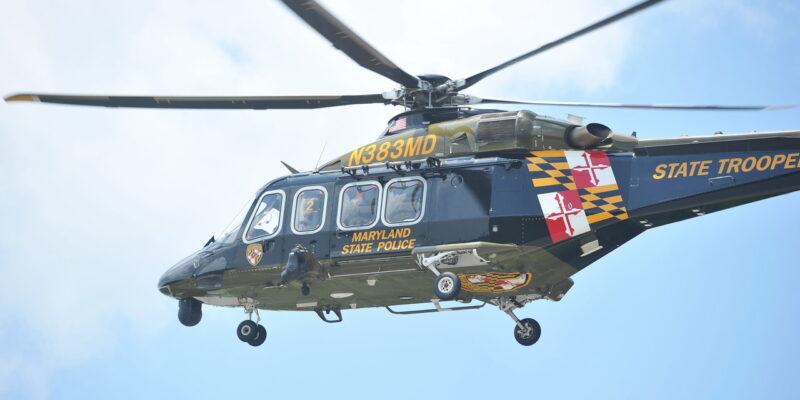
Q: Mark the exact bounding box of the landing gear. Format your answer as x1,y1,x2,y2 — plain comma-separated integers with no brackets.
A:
178,298,202,327
513,318,541,346
248,325,267,347
237,320,259,342
416,251,466,301
433,272,461,301
492,295,542,346
237,302,267,347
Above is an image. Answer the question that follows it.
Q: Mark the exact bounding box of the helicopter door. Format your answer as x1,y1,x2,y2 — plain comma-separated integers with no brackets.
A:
287,185,332,265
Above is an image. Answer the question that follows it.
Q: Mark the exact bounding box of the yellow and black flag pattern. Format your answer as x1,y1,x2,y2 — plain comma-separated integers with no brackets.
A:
526,150,630,242
526,150,576,191
579,184,629,225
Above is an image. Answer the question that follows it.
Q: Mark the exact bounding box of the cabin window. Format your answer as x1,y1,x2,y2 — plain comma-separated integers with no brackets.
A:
337,181,381,230
243,190,285,243
382,177,426,227
291,186,328,235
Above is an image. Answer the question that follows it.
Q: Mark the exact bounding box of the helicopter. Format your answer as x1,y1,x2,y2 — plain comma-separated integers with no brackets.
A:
5,0,799,347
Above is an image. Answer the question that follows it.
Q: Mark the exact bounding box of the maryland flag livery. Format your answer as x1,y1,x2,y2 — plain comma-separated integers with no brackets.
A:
459,273,533,293
527,150,629,243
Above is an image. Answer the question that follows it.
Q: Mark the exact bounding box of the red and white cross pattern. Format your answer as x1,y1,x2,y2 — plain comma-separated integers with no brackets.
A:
536,150,617,243
565,150,616,189
537,189,590,243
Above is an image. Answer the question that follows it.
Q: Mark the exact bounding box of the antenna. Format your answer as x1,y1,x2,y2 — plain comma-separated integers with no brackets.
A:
314,141,327,172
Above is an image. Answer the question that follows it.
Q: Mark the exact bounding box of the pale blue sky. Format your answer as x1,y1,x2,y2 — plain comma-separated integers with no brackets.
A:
1,1,799,399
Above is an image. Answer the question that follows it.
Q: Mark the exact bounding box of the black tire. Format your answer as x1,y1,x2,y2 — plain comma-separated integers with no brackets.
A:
433,272,461,301
248,325,267,347
514,318,542,346
177,298,202,327
237,320,259,342
301,284,310,296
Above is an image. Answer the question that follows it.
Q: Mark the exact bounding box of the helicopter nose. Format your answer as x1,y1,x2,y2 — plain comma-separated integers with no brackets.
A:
157,252,199,296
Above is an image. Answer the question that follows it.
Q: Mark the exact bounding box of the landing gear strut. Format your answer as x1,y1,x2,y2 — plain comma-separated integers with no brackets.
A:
416,251,465,301
237,302,267,347
493,296,542,346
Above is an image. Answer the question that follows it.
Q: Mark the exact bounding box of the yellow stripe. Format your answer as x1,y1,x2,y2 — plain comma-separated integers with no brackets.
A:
581,194,601,201
584,184,619,194
531,150,565,158
588,212,613,224
600,204,618,212
545,169,566,178
527,163,543,172
604,195,623,204
550,162,570,170
533,177,561,187
563,182,576,190
582,201,597,209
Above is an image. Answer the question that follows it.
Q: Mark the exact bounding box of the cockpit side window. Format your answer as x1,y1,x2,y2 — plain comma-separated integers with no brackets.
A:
337,182,381,230
291,186,327,235
243,190,284,243
382,177,426,226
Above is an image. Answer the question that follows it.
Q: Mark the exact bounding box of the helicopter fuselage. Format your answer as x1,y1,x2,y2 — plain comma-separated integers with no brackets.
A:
158,125,800,317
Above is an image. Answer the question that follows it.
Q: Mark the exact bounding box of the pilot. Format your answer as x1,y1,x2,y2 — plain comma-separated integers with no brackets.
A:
251,195,281,236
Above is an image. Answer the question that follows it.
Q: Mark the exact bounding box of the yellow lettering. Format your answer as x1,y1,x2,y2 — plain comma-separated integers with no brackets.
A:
727,158,742,173
787,153,799,169
771,154,787,170
667,163,680,178
361,144,376,163
698,160,712,176
375,141,391,162
756,155,771,171
404,137,423,157
422,135,437,154
348,147,364,166
390,139,404,159
688,161,702,176
717,158,730,174
652,164,667,180
741,156,757,172
674,162,689,178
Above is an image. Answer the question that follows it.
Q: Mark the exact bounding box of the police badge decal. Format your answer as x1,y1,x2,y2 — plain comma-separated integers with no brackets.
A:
246,243,263,266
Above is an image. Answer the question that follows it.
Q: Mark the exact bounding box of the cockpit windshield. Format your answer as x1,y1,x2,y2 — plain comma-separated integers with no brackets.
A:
215,197,255,245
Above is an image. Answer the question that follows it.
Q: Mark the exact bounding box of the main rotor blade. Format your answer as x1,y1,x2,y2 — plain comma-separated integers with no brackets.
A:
280,0,419,88
4,93,388,109
458,0,666,91
475,97,793,111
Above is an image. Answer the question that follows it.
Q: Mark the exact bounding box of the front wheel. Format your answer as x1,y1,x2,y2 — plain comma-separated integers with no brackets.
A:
248,325,267,347
237,320,259,342
433,272,461,301
513,318,541,346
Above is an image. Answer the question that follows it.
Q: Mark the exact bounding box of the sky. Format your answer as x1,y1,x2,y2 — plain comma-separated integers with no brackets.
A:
1,0,799,399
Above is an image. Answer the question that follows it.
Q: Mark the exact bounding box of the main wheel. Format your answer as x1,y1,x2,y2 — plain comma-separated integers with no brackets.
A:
178,298,202,327
513,318,541,346
433,272,461,301
237,320,259,342
248,325,267,347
